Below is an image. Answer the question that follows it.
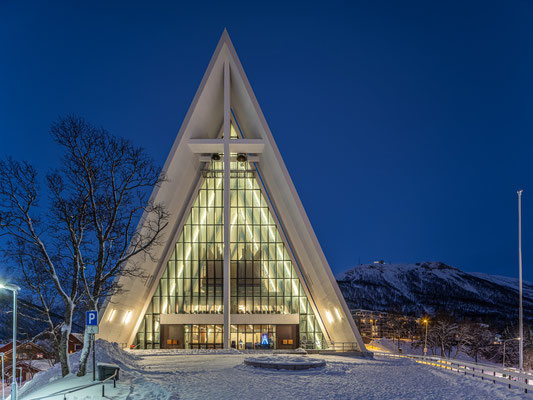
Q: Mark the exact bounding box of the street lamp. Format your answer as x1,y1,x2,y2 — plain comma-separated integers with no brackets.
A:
517,189,524,373
503,337,520,368
1,352,4,400
0,283,20,400
422,318,429,357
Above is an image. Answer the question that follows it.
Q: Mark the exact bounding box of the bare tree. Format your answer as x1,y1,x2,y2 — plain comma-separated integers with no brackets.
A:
428,315,457,358
403,319,419,344
14,248,62,364
49,117,168,375
463,323,494,363
0,115,168,376
0,158,83,376
488,325,533,369
452,320,487,359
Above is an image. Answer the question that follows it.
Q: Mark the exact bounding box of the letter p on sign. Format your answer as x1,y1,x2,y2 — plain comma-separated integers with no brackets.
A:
86,311,98,326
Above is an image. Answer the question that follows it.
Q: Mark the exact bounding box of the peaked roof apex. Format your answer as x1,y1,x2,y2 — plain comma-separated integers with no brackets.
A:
220,28,231,44
214,28,239,62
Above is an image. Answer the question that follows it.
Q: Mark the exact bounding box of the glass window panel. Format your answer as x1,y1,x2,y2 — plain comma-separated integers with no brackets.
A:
277,262,284,278
215,207,222,226
184,259,191,278
292,297,299,314
177,297,183,313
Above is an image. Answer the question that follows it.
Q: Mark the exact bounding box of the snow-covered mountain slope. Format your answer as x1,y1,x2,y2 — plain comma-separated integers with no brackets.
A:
337,262,533,325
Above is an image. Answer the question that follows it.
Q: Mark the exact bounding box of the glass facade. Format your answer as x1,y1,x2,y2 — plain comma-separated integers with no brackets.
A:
231,324,275,350
184,324,224,349
180,324,276,350
133,126,326,350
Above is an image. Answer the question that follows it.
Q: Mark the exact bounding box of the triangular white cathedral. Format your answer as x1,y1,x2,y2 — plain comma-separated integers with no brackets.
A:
98,30,368,353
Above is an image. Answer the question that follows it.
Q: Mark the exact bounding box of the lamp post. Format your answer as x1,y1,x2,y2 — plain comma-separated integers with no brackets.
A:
503,337,520,368
1,352,4,400
0,283,20,400
518,189,524,373
422,319,429,357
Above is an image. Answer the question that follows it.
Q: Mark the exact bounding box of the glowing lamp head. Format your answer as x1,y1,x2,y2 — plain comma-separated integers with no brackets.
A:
0,283,21,292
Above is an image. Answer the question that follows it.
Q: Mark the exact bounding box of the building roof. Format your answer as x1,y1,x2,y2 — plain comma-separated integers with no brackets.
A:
0,341,50,356
0,340,20,353
70,333,84,343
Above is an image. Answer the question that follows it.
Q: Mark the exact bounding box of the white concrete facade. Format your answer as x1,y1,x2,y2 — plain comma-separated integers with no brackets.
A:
97,30,368,354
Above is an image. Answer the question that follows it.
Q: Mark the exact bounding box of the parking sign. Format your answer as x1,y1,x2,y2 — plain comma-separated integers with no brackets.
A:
86,311,98,326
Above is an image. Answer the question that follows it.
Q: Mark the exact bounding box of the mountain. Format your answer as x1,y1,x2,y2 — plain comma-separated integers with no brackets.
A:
336,261,533,326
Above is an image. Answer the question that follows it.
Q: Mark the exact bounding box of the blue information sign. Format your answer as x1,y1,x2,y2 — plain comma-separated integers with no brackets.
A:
86,311,98,326
261,333,269,345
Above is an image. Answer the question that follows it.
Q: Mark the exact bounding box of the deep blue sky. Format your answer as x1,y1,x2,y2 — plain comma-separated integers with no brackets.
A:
1,1,532,280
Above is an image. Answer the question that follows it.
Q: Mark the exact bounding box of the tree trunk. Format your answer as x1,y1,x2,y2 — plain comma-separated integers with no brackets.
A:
52,333,61,365
453,343,461,359
59,326,71,376
77,329,93,376
59,303,74,376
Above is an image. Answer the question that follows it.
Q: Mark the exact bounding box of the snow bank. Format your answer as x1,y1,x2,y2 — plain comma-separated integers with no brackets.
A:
18,340,169,400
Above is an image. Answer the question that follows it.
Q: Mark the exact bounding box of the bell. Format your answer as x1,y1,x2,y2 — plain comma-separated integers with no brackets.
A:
236,153,247,162
211,153,221,161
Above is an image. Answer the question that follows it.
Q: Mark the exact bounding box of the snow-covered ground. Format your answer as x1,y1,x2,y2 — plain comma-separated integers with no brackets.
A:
15,340,530,399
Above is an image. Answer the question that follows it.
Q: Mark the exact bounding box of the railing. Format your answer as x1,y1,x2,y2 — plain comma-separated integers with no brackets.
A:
27,369,118,400
374,351,533,394
201,169,255,178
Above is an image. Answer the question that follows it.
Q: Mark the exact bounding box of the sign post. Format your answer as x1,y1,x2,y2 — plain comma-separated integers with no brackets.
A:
85,311,99,381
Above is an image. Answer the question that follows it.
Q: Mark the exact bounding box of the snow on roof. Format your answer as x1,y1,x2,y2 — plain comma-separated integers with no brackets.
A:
71,333,84,343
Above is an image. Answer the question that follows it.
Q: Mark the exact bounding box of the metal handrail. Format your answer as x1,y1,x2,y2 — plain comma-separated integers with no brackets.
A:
374,351,533,394
375,351,533,378
27,369,118,400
